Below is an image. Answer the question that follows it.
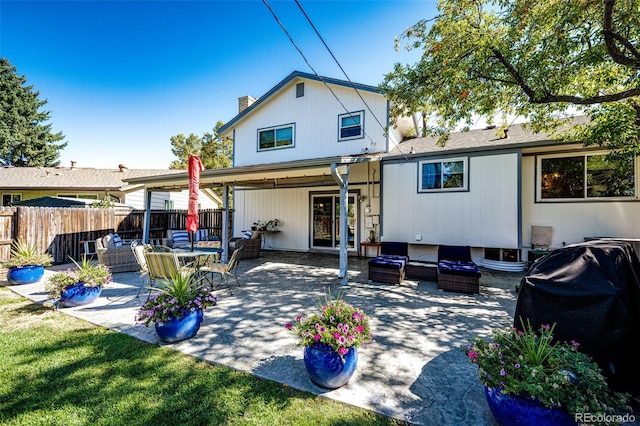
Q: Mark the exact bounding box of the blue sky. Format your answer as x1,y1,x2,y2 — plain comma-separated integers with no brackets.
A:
1,0,436,169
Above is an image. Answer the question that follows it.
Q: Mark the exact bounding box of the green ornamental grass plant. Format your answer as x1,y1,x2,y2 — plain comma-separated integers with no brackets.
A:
464,318,630,422
286,289,373,357
1,239,53,268
45,256,112,298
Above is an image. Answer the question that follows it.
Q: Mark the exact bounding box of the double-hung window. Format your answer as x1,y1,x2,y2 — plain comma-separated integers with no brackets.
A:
338,111,364,141
538,152,636,201
258,124,295,151
418,158,468,192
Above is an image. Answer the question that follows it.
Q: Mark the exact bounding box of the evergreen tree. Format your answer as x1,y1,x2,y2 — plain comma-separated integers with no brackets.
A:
169,121,232,170
0,58,67,166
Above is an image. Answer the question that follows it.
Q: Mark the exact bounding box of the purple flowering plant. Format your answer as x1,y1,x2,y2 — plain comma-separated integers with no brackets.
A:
46,256,112,298
286,288,373,357
464,318,629,421
136,271,217,327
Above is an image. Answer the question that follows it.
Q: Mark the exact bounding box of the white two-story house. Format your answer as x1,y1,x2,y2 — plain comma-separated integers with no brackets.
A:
218,71,402,256
130,71,640,273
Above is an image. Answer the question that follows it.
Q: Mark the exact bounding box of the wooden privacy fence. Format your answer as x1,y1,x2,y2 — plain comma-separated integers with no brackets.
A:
0,207,232,264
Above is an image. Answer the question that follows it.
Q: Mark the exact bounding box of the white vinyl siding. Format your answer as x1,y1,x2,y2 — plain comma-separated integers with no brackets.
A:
231,79,389,167
382,153,519,248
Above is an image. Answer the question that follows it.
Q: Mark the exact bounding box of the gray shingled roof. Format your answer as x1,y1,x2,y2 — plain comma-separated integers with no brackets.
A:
9,196,133,208
0,166,183,191
388,116,589,158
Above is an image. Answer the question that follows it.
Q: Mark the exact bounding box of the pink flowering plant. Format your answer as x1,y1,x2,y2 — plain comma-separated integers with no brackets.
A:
286,289,373,357
136,271,217,327
465,318,630,421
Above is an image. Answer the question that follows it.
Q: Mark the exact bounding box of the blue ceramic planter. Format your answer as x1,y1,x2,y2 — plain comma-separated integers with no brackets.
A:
485,387,576,426
154,308,204,343
59,282,102,308
303,343,358,389
7,265,45,285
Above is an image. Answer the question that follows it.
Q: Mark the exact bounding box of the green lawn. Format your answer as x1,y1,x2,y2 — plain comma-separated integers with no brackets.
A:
0,287,403,426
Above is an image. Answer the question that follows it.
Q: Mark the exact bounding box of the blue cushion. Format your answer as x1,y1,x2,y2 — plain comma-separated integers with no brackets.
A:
195,229,208,241
242,231,253,239
369,254,408,270
172,230,189,243
380,242,408,257
438,245,472,262
112,234,123,248
438,259,481,278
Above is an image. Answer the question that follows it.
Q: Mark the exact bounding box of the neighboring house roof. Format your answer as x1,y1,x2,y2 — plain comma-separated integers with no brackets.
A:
218,70,382,135
387,116,590,159
0,166,182,191
10,196,133,208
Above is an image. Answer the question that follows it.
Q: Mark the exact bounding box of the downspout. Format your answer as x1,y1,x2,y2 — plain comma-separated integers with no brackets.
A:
331,163,350,286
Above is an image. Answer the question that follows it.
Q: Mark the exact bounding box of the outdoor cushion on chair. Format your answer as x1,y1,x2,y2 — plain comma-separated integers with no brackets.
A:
438,259,481,278
167,230,190,249
368,253,408,284
437,245,481,294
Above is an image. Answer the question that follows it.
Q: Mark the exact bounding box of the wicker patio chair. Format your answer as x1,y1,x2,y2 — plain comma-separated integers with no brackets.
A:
95,236,138,273
228,233,261,259
437,245,481,294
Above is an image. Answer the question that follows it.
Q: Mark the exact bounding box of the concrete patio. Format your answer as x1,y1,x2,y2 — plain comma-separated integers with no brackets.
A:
7,251,525,425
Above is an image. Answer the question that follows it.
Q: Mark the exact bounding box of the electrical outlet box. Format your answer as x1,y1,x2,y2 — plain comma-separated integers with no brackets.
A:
415,234,422,241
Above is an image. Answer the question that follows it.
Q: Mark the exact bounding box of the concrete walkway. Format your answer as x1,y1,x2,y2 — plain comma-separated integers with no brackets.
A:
6,251,525,425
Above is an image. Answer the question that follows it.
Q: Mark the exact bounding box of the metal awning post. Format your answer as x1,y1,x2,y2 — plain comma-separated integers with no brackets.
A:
221,184,230,263
142,187,152,244
331,163,350,286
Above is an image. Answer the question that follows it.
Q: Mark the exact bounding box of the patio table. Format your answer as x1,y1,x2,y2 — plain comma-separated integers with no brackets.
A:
173,248,223,275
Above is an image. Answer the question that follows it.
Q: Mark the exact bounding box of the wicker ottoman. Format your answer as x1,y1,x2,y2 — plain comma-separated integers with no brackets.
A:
437,260,481,294
368,255,408,284
405,261,438,281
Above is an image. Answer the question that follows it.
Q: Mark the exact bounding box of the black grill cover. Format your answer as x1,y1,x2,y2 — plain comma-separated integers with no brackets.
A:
514,240,640,395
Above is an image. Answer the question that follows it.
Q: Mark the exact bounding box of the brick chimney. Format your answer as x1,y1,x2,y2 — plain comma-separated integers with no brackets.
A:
238,95,257,113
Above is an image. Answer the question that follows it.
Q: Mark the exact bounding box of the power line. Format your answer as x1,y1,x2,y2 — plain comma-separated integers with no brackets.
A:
294,0,390,141
262,0,388,151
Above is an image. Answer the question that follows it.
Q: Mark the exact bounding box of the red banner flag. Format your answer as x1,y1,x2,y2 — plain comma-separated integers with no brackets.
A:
186,155,204,234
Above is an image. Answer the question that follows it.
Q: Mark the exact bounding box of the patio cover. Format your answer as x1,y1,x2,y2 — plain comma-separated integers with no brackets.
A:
125,155,379,284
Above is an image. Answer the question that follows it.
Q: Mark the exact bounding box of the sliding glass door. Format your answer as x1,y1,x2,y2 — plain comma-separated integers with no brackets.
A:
311,194,356,249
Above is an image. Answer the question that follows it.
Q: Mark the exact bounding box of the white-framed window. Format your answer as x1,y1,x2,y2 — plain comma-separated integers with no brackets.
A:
164,200,174,210
338,111,364,141
537,152,636,201
1,193,21,206
418,157,468,192
258,123,295,151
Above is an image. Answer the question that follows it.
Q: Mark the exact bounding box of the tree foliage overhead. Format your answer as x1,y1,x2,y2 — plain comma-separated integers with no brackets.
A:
380,0,640,153
0,58,67,166
169,121,232,170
